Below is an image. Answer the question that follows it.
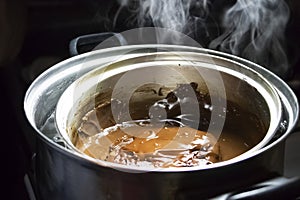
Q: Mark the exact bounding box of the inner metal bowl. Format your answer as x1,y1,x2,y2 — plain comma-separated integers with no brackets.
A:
55,51,283,171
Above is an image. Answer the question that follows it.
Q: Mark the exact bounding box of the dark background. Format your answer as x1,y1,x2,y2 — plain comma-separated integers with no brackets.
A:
0,0,299,199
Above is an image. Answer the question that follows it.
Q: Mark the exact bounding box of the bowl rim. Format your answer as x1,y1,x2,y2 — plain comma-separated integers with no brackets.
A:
54,49,283,172
24,44,298,173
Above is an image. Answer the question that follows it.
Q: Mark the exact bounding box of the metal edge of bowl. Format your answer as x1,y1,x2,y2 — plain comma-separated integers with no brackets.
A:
54,50,283,171
24,44,299,173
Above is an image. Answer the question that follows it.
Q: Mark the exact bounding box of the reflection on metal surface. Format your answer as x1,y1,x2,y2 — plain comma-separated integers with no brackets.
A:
24,174,36,200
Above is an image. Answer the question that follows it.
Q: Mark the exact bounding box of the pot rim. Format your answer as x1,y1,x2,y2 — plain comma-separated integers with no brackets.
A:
24,44,299,173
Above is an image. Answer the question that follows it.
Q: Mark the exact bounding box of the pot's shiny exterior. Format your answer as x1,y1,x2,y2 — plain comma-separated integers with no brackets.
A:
24,45,298,199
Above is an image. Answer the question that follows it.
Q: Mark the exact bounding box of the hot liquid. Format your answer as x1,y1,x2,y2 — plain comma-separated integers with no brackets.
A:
74,82,267,168
76,121,221,167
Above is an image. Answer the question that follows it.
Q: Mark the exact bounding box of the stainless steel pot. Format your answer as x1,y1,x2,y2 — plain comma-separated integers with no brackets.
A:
24,45,299,199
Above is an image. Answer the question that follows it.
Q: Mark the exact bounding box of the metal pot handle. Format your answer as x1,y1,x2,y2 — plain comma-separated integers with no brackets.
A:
69,32,127,56
176,176,300,200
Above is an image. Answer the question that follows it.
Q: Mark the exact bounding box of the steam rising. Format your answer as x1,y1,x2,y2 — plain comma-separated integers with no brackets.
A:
117,0,290,75
210,0,290,76
117,0,210,34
